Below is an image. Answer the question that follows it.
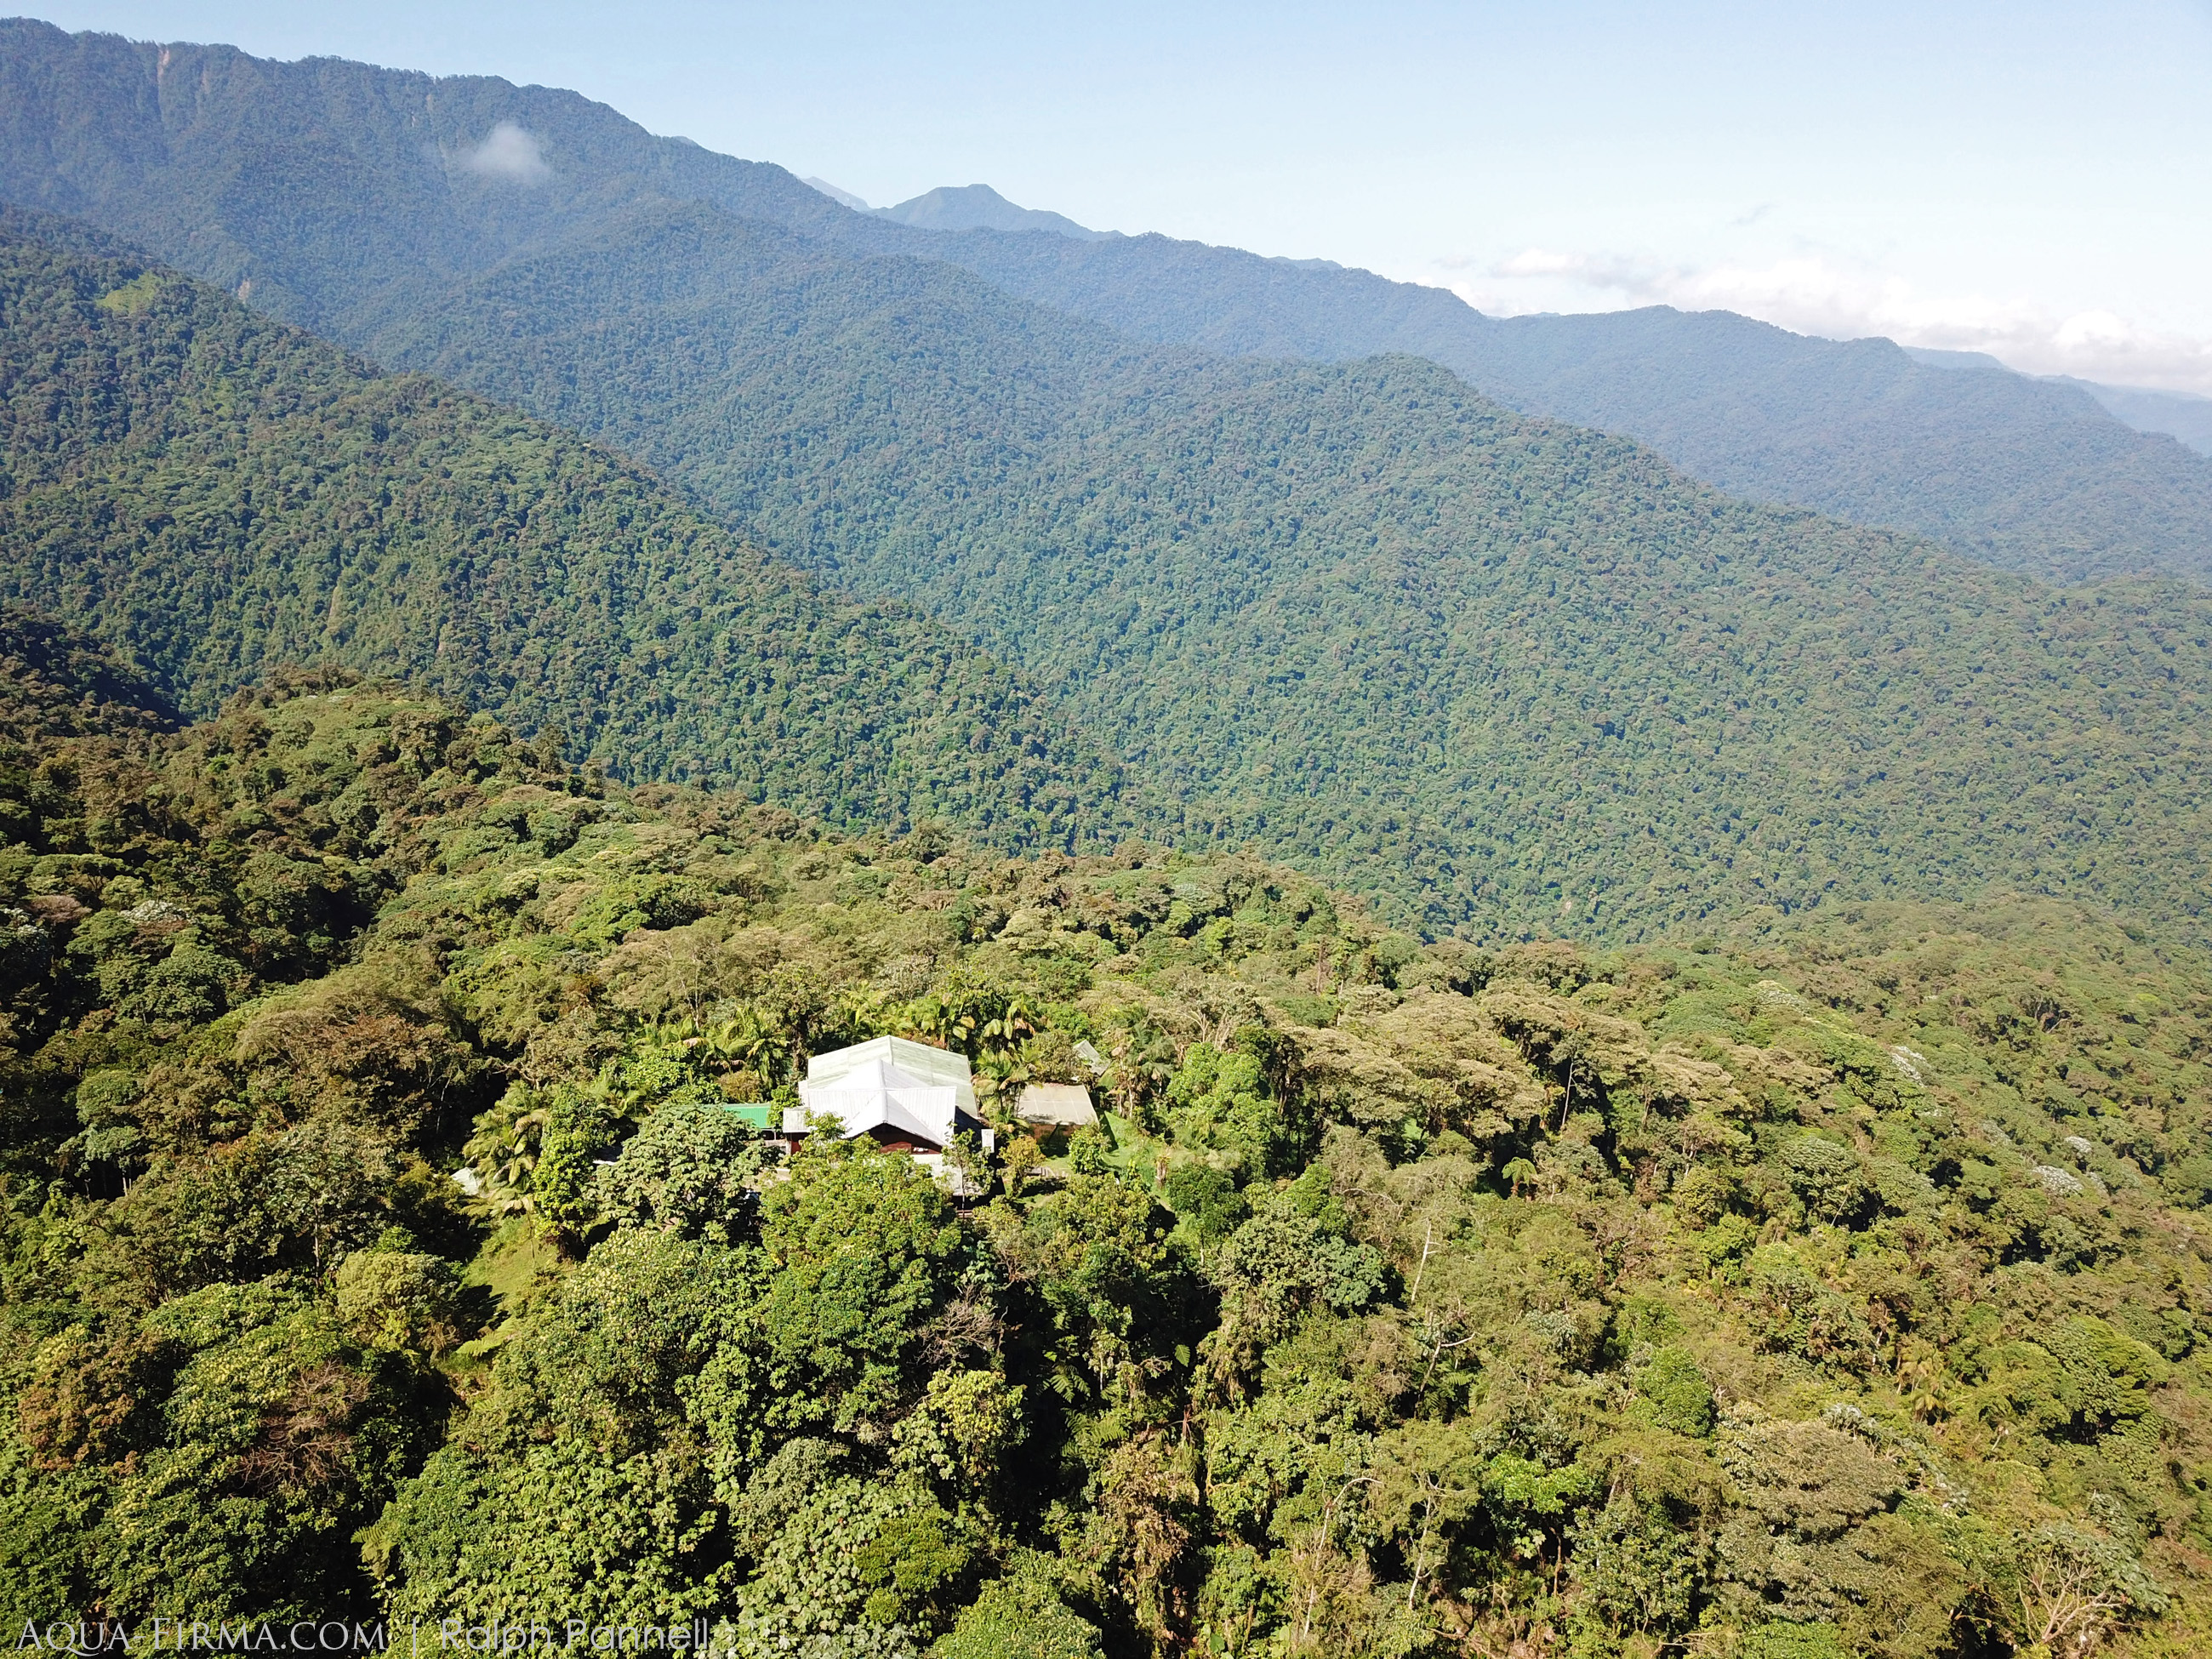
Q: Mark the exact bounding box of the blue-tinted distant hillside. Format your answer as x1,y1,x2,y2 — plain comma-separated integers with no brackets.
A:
9,20,2212,943
4,20,2207,584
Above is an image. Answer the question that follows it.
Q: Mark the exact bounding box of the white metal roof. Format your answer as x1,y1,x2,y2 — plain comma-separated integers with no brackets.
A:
787,1035,978,1149
807,1035,975,1109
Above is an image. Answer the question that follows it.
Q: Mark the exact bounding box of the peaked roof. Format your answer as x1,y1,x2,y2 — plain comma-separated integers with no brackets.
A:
805,1035,975,1112
790,1035,978,1149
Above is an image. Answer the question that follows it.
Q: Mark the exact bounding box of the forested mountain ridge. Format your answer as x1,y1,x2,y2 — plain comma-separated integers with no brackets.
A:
7,20,2212,945
0,19,850,339
3,16,2205,585
7,651,2212,1657
867,182,1116,241
895,231,2212,586
0,584,178,740
12,20,2212,1659
0,215,1139,851
8,196,2212,944
366,202,2212,944
2062,379,2212,459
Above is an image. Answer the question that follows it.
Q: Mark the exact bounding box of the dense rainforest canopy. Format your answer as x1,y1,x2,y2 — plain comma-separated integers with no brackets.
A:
4,31,2212,1656
7,619,2212,1659
3,215,2210,944
0,214,1134,853
401,209,2212,938
909,231,2212,588
5,15,2210,586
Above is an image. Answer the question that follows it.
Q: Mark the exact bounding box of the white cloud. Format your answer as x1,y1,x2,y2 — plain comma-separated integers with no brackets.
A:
458,122,551,185
1444,248,2212,397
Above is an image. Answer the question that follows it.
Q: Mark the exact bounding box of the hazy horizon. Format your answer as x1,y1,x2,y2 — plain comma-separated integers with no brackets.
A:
20,1,2212,394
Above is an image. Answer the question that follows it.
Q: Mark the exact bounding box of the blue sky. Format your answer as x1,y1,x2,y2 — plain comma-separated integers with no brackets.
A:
26,2,2212,391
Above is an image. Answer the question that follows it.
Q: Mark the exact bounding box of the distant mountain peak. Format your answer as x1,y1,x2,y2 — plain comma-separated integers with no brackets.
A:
871,183,1116,241
802,176,870,211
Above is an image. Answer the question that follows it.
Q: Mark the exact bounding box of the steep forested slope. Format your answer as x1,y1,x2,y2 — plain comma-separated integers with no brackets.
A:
2064,378,2212,458
371,207,2212,944
8,655,2212,1658
9,203,2212,944
3,18,2205,584
0,220,1135,850
0,20,847,339
7,27,2212,944
871,229,2212,586
1432,308,2212,585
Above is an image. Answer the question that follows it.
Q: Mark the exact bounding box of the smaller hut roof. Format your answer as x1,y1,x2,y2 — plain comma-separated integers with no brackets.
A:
1017,1082,1097,1127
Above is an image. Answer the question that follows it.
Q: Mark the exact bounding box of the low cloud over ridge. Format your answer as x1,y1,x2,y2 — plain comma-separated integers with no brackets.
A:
1445,247,2212,398
457,122,550,185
